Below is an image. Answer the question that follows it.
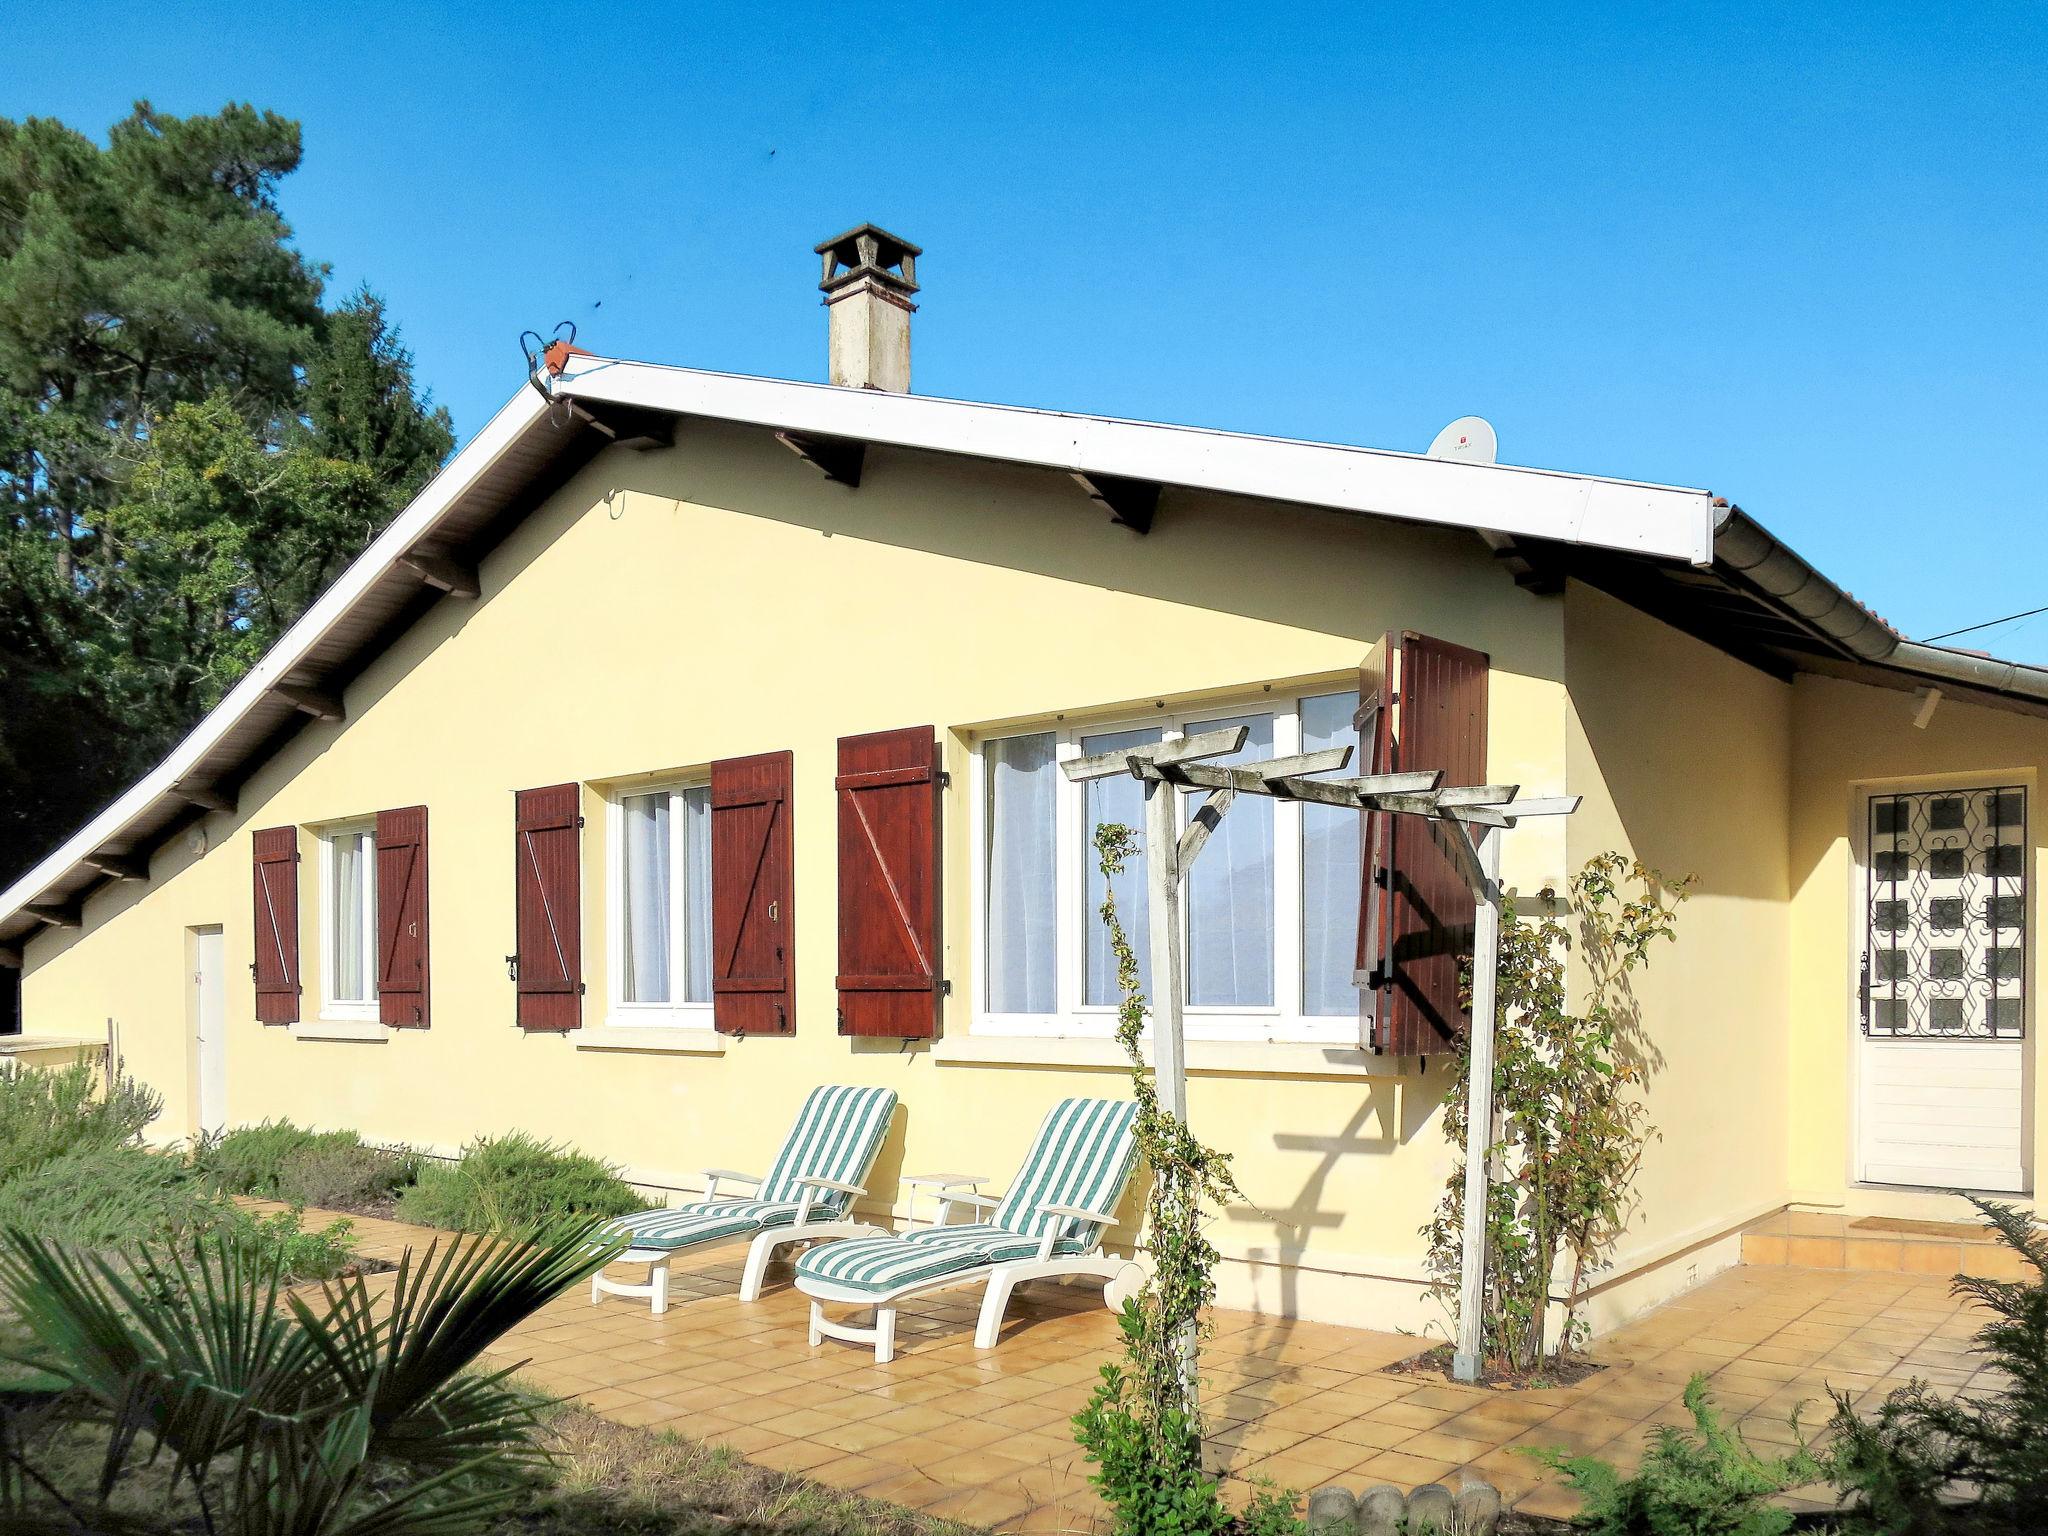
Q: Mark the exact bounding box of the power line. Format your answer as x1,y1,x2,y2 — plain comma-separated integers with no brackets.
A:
1921,603,2048,645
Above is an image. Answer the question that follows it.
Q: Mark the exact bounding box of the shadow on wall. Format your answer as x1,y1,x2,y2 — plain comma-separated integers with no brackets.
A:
1222,1057,1456,1329
600,421,1566,687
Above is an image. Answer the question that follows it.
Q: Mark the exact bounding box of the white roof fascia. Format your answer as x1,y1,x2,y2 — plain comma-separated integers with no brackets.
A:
553,357,1720,567
0,386,553,924
2,359,1720,937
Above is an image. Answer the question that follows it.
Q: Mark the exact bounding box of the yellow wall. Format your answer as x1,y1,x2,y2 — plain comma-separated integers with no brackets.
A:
1562,585,1796,1317
18,421,1899,1333
1787,675,2048,1207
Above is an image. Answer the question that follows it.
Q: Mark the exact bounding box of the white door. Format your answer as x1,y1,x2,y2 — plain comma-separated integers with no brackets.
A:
193,926,227,1135
1857,785,2028,1192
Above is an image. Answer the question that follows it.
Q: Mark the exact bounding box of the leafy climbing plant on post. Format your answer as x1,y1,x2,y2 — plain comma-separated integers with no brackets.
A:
1423,852,1692,1375
1073,823,1299,1536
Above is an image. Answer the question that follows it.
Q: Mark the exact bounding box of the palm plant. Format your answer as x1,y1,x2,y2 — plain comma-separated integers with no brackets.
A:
0,1217,623,1535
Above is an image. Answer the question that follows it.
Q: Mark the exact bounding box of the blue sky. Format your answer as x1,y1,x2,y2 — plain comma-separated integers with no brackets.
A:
8,2,2046,657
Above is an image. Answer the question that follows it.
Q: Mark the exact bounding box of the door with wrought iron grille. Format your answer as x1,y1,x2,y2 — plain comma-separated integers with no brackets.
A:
1857,785,2029,1192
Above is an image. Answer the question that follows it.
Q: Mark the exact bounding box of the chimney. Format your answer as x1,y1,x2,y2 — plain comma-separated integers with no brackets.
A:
815,223,920,392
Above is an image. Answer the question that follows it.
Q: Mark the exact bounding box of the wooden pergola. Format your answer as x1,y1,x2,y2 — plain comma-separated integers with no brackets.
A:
1061,724,1578,1385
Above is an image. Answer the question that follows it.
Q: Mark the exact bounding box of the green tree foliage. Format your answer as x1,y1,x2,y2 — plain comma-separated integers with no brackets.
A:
1424,853,1692,1372
0,103,452,880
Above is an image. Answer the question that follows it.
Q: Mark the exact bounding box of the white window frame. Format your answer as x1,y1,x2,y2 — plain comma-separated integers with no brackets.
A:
605,781,714,1031
968,689,1360,1045
318,821,379,1022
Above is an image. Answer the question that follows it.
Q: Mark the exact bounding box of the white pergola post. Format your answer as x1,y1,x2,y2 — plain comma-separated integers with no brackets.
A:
1143,775,1189,1124
1452,829,1503,1383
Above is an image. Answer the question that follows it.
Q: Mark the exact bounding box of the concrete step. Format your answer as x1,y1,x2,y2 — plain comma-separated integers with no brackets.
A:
1739,1210,2036,1278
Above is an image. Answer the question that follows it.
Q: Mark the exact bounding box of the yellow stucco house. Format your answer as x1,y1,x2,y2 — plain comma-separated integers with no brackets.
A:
5,225,2046,1338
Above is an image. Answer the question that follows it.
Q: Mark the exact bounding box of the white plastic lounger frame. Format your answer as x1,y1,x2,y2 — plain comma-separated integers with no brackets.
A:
591,1170,886,1315
800,1185,1140,1363
590,1083,897,1315
796,1097,1142,1362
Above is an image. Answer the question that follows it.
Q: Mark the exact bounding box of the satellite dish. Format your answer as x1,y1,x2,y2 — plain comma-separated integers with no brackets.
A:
1427,416,1497,464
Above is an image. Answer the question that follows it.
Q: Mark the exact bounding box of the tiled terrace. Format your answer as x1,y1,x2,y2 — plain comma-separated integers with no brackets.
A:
310,1205,2000,1531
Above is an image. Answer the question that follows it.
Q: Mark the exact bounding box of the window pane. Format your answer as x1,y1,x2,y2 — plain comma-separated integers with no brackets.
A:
332,831,375,1003
682,788,712,1004
985,733,1058,1013
1083,726,1162,1006
1300,691,1362,1015
620,792,672,1004
1186,714,1275,1007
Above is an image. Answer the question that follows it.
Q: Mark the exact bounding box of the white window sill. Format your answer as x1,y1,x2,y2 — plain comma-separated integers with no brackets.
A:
577,1024,727,1056
936,1033,1416,1080
293,1018,391,1043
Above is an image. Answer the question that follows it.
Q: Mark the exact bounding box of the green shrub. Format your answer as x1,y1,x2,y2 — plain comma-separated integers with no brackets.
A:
193,1118,418,1208
1828,1196,2048,1533
216,1202,360,1282
395,1132,641,1235
0,1058,161,1182
1529,1373,1824,1536
0,1142,225,1248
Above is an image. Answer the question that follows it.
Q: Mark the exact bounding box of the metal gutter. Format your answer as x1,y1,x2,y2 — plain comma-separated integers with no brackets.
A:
1711,504,1899,662
1712,502,2048,707
1890,641,2048,704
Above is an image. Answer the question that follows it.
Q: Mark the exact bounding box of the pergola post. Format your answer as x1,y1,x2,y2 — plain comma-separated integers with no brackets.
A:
1452,829,1503,1384
1142,776,1189,1123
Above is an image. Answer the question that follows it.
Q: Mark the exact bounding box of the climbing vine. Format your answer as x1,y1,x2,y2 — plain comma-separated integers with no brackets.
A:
1423,851,1692,1374
1072,822,1299,1536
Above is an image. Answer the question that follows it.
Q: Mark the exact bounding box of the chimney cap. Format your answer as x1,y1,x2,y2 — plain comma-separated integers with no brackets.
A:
816,222,920,297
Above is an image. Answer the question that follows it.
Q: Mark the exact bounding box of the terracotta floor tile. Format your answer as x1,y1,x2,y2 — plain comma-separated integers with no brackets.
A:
269,1200,2001,1531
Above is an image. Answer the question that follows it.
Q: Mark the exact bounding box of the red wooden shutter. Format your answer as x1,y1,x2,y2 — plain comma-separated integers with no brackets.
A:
711,750,795,1035
514,784,583,1031
376,805,431,1028
1359,631,1489,1056
836,727,942,1038
251,826,300,1024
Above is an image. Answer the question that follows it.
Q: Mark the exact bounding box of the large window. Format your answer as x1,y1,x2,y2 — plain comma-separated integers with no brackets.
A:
320,824,378,1020
609,784,712,1027
973,690,1362,1042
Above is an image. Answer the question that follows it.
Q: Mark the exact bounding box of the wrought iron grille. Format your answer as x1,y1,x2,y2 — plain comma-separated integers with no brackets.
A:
1863,785,2027,1040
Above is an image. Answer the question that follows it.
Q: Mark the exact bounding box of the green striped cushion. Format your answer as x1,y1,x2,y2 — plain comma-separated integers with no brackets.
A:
991,1097,1138,1248
796,1223,1087,1294
757,1085,898,1210
605,1199,801,1252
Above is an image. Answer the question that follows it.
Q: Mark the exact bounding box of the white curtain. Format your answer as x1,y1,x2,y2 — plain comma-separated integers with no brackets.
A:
621,793,672,1004
681,787,712,1003
333,832,372,1002
1299,691,1361,1015
1186,714,1275,1007
985,733,1058,1013
1083,726,1161,1006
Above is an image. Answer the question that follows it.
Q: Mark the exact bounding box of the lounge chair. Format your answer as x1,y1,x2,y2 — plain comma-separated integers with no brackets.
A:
795,1096,1138,1362
590,1083,897,1314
